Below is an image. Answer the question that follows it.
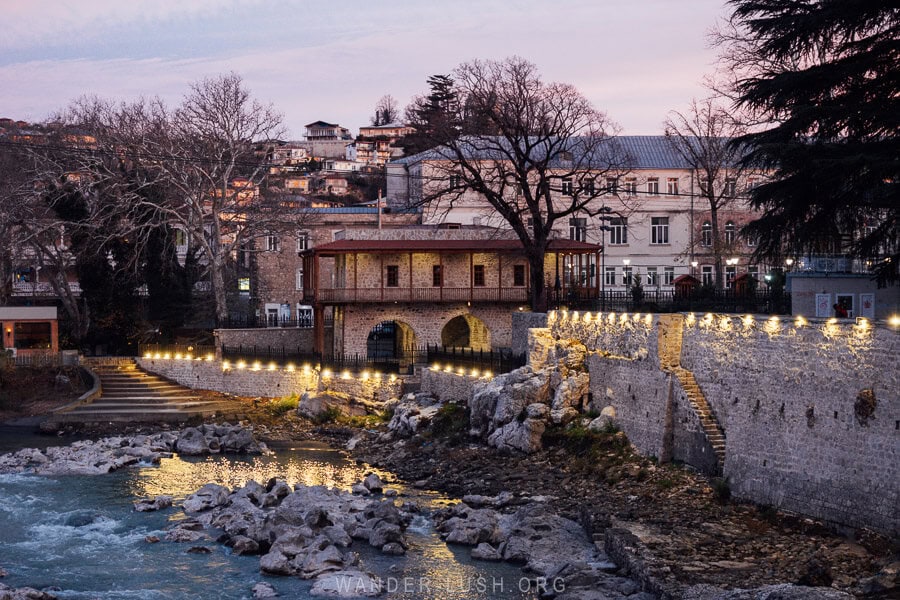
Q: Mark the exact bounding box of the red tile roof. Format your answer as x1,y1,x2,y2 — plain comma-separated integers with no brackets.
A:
313,239,601,255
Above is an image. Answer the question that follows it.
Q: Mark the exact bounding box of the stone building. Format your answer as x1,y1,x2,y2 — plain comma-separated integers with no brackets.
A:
300,228,600,356
387,135,767,293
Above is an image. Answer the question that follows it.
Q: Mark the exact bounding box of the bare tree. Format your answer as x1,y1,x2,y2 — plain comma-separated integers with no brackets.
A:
407,57,630,311
371,94,400,126
664,97,755,289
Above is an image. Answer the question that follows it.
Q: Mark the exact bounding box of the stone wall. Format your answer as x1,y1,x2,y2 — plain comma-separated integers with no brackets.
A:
420,368,487,403
543,310,900,536
137,357,401,404
338,304,515,355
511,311,548,357
216,328,315,353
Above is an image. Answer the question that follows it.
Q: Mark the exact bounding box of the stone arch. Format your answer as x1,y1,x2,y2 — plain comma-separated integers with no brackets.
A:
366,319,418,359
441,313,491,352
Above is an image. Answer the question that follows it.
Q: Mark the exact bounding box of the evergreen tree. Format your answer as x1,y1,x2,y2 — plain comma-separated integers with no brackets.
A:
721,0,899,283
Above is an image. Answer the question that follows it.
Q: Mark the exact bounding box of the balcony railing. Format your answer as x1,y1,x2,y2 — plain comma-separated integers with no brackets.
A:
311,286,530,304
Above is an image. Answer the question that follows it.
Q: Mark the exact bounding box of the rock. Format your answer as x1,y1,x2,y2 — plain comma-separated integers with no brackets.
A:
231,536,260,555
350,484,370,496
260,548,294,576
362,474,383,493
309,570,381,598
133,495,173,512
487,418,546,454
681,583,854,599
186,546,212,554
252,582,278,598
381,542,405,555
525,403,549,420
183,483,230,513
165,527,206,543
144,535,160,543
175,428,210,456
471,542,502,561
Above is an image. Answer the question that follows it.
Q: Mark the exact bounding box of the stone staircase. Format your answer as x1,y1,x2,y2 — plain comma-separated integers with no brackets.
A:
54,359,234,422
657,315,727,472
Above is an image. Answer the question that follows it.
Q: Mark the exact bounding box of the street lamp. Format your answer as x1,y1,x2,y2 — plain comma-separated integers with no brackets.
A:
598,207,613,311
691,260,698,277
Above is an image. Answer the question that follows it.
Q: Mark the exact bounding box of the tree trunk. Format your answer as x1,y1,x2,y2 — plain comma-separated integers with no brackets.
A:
710,205,723,290
211,253,228,324
529,252,548,312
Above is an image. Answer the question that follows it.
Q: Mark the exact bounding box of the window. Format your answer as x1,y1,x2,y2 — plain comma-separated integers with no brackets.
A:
513,264,526,287
647,178,659,196
295,267,304,290
725,265,737,289
664,266,675,286
701,265,713,286
449,173,462,188
608,217,627,245
561,178,573,195
174,228,187,247
14,322,52,350
473,265,485,286
666,178,679,196
745,231,757,247
569,217,587,242
604,267,616,286
724,178,737,197
701,221,712,247
724,221,736,245
605,177,618,194
748,265,759,281
622,266,633,286
624,177,637,196
646,267,658,286
296,231,310,252
13,268,34,283
386,265,399,287
266,235,280,252
432,265,442,287
238,277,250,292
651,217,669,245
581,179,595,195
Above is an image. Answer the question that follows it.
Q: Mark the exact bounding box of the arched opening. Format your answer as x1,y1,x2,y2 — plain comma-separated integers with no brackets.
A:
441,314,491,351
366,320,418,360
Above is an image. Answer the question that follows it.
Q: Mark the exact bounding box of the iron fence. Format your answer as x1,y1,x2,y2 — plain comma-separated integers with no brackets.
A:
138,344,217,358
425,345,526,374
558,289,791,315
217,315,334,329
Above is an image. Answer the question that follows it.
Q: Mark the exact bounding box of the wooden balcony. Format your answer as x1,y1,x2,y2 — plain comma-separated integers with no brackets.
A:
309,286,530,304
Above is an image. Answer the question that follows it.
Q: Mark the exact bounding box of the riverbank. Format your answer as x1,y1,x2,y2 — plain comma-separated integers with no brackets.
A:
4,398,897,598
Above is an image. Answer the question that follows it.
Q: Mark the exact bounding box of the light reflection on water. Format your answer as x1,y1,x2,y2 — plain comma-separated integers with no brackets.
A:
0,444,537,600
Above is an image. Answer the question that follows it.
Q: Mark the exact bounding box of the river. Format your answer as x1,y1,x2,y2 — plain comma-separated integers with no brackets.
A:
0,431,538,599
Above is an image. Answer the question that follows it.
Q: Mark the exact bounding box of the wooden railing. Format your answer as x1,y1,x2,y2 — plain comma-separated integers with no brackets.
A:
312,287,530,304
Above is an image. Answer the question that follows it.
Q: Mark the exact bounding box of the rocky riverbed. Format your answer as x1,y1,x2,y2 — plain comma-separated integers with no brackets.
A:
346,393,898,599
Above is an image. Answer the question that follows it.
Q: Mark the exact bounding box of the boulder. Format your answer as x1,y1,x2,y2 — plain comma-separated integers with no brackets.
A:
309,570,382,598
471,542,503,561
175,428,209,456
183,483,230,513
133,495,173,512
252,582,278,598
362,474,383,493
487,418,546,454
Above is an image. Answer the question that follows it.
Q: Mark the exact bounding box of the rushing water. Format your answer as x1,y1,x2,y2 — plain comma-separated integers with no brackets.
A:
0,436,538,600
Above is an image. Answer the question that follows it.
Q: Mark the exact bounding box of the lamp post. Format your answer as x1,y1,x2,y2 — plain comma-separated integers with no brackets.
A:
691,260,698,278
598,207,612,312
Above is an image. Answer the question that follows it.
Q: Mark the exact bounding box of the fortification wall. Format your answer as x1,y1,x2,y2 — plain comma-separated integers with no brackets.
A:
544,310,899,535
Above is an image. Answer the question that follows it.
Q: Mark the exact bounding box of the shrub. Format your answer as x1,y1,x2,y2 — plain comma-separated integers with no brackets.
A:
312,405,343,425
428,403,470,444
268,394,299,416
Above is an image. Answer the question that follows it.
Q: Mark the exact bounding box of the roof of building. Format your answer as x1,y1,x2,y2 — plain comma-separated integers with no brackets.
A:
390,135,738,170
313,238,601,255
305,121,342,128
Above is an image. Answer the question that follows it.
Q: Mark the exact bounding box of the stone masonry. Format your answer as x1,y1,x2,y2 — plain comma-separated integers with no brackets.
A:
541,310,899,536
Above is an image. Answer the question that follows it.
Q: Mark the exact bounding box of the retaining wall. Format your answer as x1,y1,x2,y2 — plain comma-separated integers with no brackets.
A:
137,358,401,404
543,310,900,536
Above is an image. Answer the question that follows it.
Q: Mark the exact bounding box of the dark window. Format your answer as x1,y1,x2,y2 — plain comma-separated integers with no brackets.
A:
609,217,627,245
701,221,712,247
581,179,595,195
569,217,587,242
561,178,573,195
386,265,399,287
14,322,52,350
725,221,736,244
432,265,442,287
513,264,526,286
473,264,485,286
